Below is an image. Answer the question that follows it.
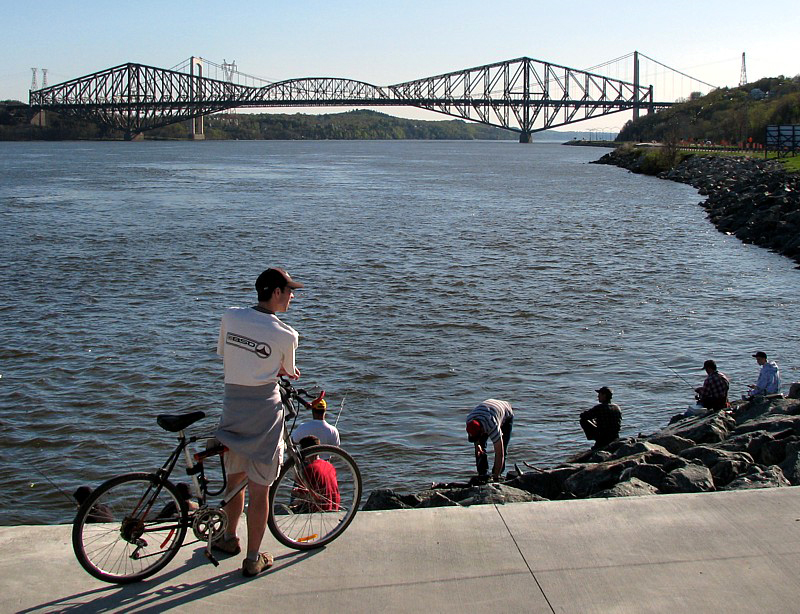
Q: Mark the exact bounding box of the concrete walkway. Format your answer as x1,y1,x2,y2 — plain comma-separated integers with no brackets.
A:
2,487,800,613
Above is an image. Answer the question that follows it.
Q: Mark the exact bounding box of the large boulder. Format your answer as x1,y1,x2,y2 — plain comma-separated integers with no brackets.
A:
590,477,659,498
646,434,695,455
656,410,736,444
723,465,791,490
732,414,800,438
779,441,800,485
618,464,668,488
506,466,579,500
563,453,650,498
453,484,543,506
660,464,715,493
362,488,420,511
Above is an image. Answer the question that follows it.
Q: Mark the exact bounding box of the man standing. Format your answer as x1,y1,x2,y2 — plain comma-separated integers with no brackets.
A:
694,359,730,410
214,267,302,578
579,386,622,450
465,399,514,481
292,396,340,448
747,351,782,396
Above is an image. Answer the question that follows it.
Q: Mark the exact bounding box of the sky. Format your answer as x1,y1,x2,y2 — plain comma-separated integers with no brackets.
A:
3,0,799,131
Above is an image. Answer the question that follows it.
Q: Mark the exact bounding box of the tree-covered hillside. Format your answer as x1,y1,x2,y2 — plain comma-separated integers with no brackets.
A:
617,75,800,146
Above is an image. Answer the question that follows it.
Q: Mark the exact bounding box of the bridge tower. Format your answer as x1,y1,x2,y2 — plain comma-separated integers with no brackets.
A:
632,51,640,121
190,57,205,140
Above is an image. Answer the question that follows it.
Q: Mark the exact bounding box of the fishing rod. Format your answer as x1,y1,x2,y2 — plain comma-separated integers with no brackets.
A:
655,358,696,390
334,393,347,428
18,454,77,507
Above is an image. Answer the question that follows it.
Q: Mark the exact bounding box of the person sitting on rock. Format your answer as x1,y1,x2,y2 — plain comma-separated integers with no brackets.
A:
695,359,730,410
579,386,622,450
465,399,514,481
73,486,113,523
292,435,340,512
746,351,781,397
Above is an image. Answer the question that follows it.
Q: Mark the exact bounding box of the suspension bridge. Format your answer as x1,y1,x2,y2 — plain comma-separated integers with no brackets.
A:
28,52,716,141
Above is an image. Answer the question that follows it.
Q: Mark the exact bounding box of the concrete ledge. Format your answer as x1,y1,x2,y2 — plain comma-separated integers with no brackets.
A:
2,488,800,613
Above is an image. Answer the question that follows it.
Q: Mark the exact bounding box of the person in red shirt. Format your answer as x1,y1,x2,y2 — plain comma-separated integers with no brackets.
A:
294,436,340,512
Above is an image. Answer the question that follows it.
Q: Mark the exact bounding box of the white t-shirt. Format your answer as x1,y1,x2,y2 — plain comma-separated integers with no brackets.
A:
292,419,340,447
217,307,298,386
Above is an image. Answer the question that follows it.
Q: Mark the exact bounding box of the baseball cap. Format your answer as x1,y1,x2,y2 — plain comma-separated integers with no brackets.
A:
595,386,613,397
255,268,303,295
466,419,482,441
752,351,767,359
702,359,716,370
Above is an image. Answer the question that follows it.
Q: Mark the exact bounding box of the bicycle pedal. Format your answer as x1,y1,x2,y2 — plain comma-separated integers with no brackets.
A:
204,549,219,567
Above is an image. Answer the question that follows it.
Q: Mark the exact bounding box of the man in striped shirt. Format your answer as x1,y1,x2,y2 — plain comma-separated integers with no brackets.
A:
465,399,514,481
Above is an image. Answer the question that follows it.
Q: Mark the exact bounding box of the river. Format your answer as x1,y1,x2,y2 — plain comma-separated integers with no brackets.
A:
1,139,798,525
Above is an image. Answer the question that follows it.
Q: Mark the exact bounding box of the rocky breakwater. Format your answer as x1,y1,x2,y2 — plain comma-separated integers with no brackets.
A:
593,149,800,266
363,388,800,510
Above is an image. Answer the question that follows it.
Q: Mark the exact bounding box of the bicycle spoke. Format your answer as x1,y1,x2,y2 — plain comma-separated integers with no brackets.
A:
73,474,188,583
268,445,361,549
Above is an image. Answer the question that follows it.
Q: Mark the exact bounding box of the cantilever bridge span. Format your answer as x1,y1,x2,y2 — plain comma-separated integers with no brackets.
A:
29,55,670,141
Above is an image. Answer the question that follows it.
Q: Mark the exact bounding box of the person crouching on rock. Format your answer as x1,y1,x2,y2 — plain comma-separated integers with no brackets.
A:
465,400,514,481
694,359,730,410
746,351,782,397
579,386,622,450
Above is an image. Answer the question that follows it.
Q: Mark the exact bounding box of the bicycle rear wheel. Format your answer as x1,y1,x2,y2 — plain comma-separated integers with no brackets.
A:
72,473,188,584
268,444,362,550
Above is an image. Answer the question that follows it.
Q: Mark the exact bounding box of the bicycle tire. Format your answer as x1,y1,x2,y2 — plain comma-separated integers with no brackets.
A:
268,444,362,550
72,472,188,584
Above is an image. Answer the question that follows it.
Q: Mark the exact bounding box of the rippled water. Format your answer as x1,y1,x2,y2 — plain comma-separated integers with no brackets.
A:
1,140,798,525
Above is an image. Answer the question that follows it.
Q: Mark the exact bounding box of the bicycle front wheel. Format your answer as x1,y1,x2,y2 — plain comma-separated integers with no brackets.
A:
72,473,188,584
268,444,362,550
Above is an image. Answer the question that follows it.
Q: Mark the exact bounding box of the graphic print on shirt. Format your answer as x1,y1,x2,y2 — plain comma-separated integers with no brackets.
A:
226,332,272,359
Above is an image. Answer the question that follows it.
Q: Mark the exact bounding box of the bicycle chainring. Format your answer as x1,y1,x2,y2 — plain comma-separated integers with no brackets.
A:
192,508,228,542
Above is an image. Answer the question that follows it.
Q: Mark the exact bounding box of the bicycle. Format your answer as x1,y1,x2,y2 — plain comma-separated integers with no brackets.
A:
72,377,362,584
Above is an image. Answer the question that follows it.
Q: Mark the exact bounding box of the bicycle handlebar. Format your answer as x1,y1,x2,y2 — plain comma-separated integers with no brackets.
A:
278,377,324,411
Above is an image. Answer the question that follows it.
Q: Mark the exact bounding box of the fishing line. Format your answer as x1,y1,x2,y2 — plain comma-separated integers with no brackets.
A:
18,453,76,507
655,358,695,390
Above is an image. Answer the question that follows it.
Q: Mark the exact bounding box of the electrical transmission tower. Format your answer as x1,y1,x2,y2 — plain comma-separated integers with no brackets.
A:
221,59,237,82
739,52,747,87
30,68,38,90
42,68,48,88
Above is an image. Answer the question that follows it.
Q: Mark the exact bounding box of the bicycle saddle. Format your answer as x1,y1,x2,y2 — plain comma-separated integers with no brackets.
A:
157,411,206,432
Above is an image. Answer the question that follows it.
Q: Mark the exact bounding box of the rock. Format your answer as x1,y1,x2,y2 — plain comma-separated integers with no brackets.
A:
506,466,579,500
362,488,419,511
454,484,543,506
646,434,695,455
660,464,715,493
779,441,800,485
789,383,800,399
656,410,736,444
612,441,671,459
416,492,461,508
732,414,800,437
590,477,660,498
619,464,667,488
723,465,791,490
563,453,652,498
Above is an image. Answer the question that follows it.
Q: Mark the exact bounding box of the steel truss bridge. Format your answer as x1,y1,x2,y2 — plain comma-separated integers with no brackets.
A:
29,54,672,141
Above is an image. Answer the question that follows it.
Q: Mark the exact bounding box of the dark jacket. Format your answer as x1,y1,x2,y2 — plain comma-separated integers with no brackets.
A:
580,402,622,449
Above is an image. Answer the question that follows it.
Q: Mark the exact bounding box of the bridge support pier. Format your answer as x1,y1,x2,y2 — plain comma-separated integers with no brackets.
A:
124,131,144,141
519,132,532,144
